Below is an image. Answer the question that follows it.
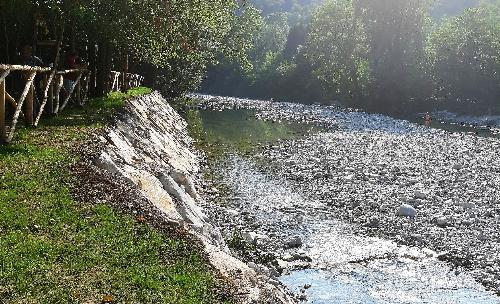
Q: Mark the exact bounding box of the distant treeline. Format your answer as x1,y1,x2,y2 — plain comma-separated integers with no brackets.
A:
0,0,258,97
202,0,499,115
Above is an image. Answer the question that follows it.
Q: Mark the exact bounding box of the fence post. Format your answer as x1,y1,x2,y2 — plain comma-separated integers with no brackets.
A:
76,72,82,105
48,78,54,114
0,79,5,144
54,75,62,114
26,80,34,126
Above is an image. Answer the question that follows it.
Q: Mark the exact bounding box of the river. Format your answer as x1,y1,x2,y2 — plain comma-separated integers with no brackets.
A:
187,94,500,303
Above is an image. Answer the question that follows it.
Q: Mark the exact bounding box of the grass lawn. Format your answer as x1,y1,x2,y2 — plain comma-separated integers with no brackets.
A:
0,88,228,303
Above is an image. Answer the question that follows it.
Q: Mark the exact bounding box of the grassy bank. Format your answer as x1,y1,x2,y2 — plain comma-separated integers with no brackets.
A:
0,88,228,303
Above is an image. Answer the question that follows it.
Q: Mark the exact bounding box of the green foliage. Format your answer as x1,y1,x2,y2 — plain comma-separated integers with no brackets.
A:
1,0,260,98
305,0,369,105
252,13,291,77
427,0,500,110
0,90,226,303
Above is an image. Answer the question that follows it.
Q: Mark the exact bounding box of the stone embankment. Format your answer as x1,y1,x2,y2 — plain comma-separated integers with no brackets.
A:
95,92,295,303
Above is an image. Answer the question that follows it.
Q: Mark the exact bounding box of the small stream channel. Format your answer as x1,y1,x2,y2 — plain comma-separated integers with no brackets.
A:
189,98,500,303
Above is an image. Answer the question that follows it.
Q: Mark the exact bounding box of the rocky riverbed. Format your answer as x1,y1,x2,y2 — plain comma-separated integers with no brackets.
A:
191,94,500,302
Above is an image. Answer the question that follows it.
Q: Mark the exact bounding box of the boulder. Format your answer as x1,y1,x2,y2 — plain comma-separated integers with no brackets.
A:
397,204,417,218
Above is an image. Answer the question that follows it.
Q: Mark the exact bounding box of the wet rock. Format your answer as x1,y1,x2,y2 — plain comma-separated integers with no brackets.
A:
285,235,303,248
291,253,312,262
397,204,417,218
367,216,380,228
436,217,449,227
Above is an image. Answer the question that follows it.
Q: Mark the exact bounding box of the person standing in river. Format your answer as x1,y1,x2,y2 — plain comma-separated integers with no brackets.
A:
424,112,432,126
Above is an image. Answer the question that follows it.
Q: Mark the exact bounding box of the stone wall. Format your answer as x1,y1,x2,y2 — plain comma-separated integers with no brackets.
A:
95,92,295,303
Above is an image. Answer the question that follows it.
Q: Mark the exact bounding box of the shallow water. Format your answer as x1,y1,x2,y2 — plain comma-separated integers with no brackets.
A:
191,95,500,303
198,108,322,148
218,156,500,304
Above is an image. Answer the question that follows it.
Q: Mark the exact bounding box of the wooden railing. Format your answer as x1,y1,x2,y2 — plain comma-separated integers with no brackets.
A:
0,64,89,144
110,71,144,92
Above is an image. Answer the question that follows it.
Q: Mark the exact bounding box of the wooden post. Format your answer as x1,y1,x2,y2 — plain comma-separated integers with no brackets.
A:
60,72,82,111
54,75,62,114
34,71,55,126
7,72,36,142
25,79,34,126
0,79,5,144
76,72,81,105
82,71,90,105
47,78,54,114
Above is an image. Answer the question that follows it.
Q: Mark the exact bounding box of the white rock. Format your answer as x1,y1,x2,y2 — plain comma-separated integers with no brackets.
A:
242,232,269,245
171,169,200,201
397,204,417,218
226,209,239,216
158,173,207,227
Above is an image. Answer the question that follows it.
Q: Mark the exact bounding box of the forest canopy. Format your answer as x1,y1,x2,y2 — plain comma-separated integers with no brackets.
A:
202,0,499,115
1,0,497,114
0,0,260,97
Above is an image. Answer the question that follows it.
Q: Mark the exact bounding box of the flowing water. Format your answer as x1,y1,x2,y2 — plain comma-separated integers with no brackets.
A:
190,96,500,303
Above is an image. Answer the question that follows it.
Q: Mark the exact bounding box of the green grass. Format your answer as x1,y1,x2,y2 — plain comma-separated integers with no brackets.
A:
0,87,227,303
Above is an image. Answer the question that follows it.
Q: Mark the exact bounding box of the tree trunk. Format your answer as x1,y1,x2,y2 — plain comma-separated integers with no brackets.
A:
122,52,129,91
2,12,9,63
96,41,112,96
88,42,98,97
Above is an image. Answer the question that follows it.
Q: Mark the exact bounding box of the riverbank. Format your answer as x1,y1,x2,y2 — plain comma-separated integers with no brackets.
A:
0,89,233,303
188,94,500,302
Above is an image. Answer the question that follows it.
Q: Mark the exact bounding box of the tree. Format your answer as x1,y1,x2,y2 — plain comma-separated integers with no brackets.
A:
428,0,500,112
355,0,433,110
1,0,259,98
304,0,369,105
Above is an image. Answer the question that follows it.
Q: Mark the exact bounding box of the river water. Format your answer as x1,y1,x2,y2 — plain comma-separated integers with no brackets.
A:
189,95,500,303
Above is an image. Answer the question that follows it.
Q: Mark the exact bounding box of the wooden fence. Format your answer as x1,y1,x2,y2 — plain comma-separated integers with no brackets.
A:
110,71,145,92
0,64,89,144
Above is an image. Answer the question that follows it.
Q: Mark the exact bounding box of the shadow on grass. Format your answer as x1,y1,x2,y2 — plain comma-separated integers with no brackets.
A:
40,87,152,128
0,144,28,156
